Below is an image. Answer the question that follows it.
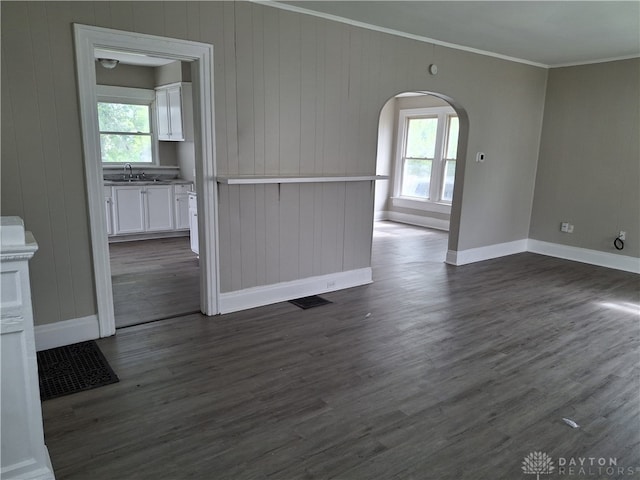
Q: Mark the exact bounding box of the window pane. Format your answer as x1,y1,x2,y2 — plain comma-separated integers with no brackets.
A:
441,160,456,202
445,116,459,159
100,134,152,163
98,103,150,133
406,117,437,158
401,158,431,198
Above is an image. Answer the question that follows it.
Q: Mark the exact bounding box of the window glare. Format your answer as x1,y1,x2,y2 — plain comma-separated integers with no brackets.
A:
401,159,432,199
406,117,438,158
441,160,456,202
100,134,152,163
98,102,150,133
446,116,459,159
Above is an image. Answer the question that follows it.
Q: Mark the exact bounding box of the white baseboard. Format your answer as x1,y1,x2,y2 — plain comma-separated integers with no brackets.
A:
446,239,528,266
35,315,100,351
219,268,373,314
374,210,388,222
386,211,450,231
528,239,640,274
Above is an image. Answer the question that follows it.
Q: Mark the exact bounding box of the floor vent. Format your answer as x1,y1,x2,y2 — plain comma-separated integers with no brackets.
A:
289,295,333,310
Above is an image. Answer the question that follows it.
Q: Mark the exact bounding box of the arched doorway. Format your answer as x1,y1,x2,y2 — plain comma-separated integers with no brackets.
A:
373,91,469,263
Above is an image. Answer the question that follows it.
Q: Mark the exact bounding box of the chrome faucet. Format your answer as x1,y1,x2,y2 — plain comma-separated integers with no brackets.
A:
124,163,133,180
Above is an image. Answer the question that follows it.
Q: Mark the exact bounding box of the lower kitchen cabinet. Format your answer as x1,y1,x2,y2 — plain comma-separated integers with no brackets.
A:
188,191,198,255
174,184,191,230
108,183,192,238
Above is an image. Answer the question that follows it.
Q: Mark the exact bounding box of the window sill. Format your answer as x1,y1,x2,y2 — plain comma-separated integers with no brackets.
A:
391,196,452,214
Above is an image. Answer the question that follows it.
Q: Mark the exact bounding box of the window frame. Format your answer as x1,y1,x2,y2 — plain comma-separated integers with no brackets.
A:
96,85,159,166
392,106,458,214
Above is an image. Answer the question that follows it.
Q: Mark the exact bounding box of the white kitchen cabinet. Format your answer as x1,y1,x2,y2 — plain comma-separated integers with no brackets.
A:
112,185,174,235
188,192,198,255
113,186,145,235
174,184,191,230
155,83,193,142
104,186,113,236
145,185,174,232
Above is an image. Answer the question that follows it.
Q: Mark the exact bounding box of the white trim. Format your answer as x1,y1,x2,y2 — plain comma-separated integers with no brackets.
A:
96,85,155,102
219,268,373,314
446,239,528,266
217,174,388,185
74,24,220,339
374,210,389,222
391,197,451,215
386,211,450,232
96,85,159,166
550,54,640,69
34,315,100,351
528,239,640,274
393,107,456,207
252,0,547,69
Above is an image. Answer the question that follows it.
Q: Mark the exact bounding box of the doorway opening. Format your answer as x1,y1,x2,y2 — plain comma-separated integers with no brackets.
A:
74,24,220,337
95,53,200,327
373,91,468,262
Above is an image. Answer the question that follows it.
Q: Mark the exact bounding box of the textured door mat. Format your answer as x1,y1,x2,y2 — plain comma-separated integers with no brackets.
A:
289,295,332,309
37,340,119,401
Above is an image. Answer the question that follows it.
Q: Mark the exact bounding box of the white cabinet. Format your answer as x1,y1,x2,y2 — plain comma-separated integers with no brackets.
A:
155,83,193,142
104,186,113,236
174,184,190,230
188,192,198,255
145,185,174,232
112,185,174,235
107,183,192,238
113,186,145,235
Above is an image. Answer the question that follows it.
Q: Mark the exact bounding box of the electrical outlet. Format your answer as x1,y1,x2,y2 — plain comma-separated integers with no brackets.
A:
618,231,626,241
567,224,574,233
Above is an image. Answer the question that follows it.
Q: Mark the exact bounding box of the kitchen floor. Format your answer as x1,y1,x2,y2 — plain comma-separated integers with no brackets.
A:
109,236,200,327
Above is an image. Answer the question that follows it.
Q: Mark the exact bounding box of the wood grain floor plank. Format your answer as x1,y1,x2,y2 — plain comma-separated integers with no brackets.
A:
43,222,640,479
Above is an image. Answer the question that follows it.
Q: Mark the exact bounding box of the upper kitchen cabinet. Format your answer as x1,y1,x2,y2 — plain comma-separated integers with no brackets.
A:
155,82,193,142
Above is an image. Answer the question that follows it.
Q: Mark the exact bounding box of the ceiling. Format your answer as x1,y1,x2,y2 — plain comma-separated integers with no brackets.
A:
277,1,640,67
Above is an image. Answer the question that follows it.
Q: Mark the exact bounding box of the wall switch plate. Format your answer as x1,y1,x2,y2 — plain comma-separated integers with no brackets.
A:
561,222,569,232
476,152,485,163
567,224,574,233
619,231,626,240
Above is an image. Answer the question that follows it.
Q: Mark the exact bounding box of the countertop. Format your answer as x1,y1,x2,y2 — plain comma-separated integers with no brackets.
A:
104,179,193,186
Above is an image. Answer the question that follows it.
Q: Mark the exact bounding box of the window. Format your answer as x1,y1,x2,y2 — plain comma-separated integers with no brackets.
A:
393,107,459,212
96,86,157,164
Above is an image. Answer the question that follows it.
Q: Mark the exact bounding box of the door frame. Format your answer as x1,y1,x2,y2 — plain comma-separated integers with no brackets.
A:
74,24,220,337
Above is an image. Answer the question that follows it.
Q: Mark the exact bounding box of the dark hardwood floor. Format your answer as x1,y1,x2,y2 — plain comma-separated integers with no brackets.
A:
43,222,640,479
110,236,200,327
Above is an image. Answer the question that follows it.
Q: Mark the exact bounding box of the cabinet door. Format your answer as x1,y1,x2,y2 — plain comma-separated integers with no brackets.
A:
156,89,171,140
104,187,113,236
167,86,184,141
189,206,199,255
175,194,190,230
145,185,174,232
113,186,145,234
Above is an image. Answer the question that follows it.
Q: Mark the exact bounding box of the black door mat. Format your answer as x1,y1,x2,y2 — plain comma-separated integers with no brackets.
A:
289,295,333,310
37,340,119,401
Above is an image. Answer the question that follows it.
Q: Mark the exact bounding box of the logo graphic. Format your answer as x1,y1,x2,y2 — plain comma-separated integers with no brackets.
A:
522,451,555,480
